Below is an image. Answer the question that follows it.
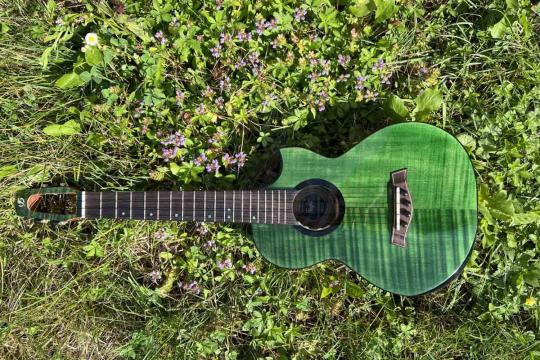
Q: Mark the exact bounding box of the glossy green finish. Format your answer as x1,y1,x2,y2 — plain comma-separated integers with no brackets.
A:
252,123,477,296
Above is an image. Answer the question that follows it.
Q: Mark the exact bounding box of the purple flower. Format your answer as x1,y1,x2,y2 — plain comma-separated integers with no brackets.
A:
365,90,379,101
220,32,232,44
154,31,167,45
148,270,162,284
202,86,215,98
170,17,179,27
179,280,201,295
222,153,237,167
255,19,266,35
154,227,167,240
338,54,350,66
355,75,367,90
337,73,351,82
380,72,391,85
210,44,222,58
265,18,277,30
219,76,231,92
294,8,307,22
235,58,247,69
315,91,330,112
372,58,385,71
329,280,339,288
419,66,429,76
215,96,224,108
205,159,220,174
204,240,215,250
237,30,252,42
162,147,179,162
218,258,232,269
176,90,185,104
242,263,257,274
161,131,185,147
235,152,247,168
196,103,206,115
194,152,208,166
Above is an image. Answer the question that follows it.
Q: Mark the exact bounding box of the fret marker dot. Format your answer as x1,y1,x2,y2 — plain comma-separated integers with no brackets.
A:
208,215,212,219
149,212,153,216
228,215,231,219
121,212,125,216
175,214,178,217
227,208,231,211
253,216,256,219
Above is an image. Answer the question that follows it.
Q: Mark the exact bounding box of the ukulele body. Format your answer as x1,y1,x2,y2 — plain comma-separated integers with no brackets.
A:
252,122,477,296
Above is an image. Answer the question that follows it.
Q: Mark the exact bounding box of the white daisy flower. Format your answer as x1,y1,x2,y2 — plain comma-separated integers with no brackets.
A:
85,33,98,46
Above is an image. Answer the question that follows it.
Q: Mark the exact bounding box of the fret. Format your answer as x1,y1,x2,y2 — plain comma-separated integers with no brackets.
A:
257,190,260,223
250,191,252,223
278,190,280,223
84,192,100,218
171,191,181,219
264,191,267,224
271,190,274,224
131,192,145,219
115,192,118,218
204,191,207,221
157,191,160,220
117,192,131,219
192,191,196,221
181,191,184,220
99,192,103,218
169,191,172,220
101,192,115,218
158,190,171,221
241,191,244,223
143,192,146,219
130,191,133,219
283,190,286,224
145,192,158,220
232,191,236,222
223,191,227,221
213,191,217,222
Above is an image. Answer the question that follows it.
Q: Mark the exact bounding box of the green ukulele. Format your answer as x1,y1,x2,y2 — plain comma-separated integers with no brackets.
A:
15,122,477,296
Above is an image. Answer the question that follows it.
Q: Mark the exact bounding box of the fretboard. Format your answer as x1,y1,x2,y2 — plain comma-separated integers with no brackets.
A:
80,190,298,225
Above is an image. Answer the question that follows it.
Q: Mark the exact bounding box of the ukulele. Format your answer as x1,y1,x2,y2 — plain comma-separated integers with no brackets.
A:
14,122,477,296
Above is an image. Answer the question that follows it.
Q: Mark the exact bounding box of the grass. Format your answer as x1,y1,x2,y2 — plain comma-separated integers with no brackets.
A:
0,0,539,358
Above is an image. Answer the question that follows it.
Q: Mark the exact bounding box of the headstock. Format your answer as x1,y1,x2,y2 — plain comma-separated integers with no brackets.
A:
14,187,81,223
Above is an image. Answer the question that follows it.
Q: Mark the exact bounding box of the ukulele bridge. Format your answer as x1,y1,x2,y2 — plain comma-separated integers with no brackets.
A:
391,169,413,247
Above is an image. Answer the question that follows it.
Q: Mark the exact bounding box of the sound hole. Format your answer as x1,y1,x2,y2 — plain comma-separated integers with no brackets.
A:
293,180,344,235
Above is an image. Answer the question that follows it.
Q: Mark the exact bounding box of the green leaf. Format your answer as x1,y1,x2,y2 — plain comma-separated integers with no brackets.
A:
170,162,181,175
456,133,476,152
43,120,81,136
349,0,375,17
345,282,365,298
490,18,508,39
0,165,17,180
385,95,409,119
374,0,397,23
511,211,540,226
320,286,332,299
85,46,103,66
55,72,84,89
83,240,104,258
159,251,174,260
414,88,443,120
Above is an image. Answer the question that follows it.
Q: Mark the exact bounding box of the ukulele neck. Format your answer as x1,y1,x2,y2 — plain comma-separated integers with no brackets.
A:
80,190,298,225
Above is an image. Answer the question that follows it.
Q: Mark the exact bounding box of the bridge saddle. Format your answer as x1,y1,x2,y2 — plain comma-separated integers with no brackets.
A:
390,169,413,247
